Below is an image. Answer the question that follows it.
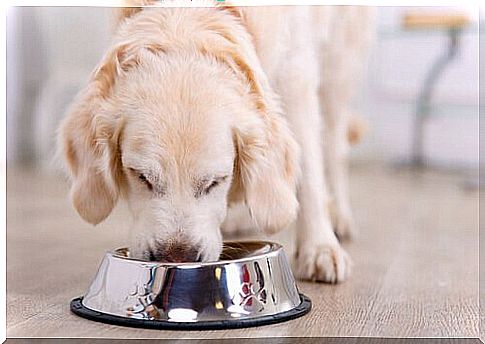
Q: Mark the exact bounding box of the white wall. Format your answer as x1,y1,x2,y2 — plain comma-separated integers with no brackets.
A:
7,7,112,166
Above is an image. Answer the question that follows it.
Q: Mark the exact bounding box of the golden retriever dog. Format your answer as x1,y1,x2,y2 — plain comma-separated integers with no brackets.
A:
58,2,374,283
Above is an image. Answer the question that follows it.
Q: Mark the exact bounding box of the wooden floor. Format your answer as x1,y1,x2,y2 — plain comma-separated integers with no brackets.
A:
6,163,479,339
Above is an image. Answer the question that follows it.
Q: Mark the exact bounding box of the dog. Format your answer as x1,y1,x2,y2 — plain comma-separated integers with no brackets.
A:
58,3,374,283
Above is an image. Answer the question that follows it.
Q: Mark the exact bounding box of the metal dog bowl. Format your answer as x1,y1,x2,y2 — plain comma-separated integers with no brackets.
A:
71,241,311,330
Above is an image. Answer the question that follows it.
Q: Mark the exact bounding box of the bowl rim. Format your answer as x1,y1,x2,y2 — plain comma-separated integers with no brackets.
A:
71,293,311,330
108,240,284,267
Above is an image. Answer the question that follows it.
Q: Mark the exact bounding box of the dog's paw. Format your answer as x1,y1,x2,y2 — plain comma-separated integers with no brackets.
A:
294,243,352,283
329,201,358,241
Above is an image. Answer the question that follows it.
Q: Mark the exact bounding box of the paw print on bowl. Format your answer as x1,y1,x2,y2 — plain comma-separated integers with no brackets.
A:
125,268,161,320
236,262,268,311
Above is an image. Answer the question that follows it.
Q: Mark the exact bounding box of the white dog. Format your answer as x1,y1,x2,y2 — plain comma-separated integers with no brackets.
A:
58,3,374,283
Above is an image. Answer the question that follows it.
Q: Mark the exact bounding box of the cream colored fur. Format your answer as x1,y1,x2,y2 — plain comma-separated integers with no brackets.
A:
58,4,374,282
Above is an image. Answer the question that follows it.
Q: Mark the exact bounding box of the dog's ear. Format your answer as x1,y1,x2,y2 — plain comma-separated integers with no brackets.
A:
231,105,300,235
213,25,300,235
57,44,135,225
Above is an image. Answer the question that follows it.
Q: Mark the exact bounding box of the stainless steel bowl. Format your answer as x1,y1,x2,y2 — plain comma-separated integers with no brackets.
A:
71,241,311,330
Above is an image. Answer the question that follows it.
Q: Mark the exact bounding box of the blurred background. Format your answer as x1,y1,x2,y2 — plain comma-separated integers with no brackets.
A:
6,6,480,175
6,6,482,338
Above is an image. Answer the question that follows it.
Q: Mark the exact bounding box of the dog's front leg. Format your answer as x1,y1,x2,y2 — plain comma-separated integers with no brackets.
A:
277,56,352,283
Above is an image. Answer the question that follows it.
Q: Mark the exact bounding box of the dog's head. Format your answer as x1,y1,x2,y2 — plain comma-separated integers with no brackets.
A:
58,12,299,262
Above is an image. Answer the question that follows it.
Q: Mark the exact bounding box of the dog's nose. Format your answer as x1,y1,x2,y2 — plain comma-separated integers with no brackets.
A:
148,241,201,263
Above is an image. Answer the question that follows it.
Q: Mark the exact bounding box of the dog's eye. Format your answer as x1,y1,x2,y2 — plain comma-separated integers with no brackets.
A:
138,173,153,190
196,176,227,198
128,168,153,191
203,180,220,195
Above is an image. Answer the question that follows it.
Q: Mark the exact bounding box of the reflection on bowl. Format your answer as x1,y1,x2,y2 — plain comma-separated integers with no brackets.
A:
71,241,311,329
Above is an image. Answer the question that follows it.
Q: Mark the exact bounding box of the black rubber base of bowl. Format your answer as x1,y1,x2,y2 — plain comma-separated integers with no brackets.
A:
70,294,311,330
